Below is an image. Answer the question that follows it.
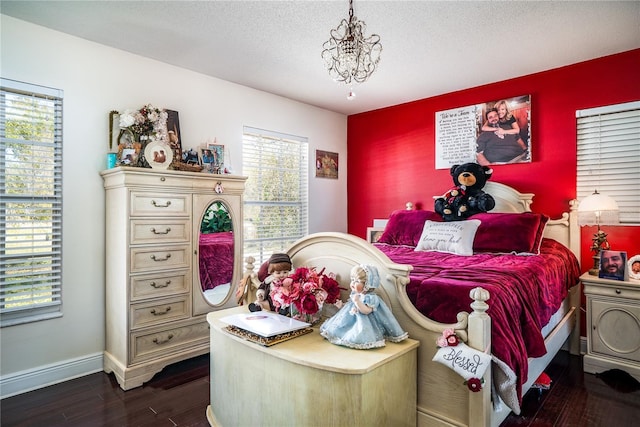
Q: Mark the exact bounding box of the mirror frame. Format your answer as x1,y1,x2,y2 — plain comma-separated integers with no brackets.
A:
192,194,243,315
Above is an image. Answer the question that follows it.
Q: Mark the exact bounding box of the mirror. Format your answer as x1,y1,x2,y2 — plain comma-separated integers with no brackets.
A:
198,201,234,305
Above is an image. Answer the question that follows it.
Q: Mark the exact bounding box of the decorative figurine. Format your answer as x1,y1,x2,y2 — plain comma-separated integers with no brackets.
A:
249,253,292,312
320,264,408,349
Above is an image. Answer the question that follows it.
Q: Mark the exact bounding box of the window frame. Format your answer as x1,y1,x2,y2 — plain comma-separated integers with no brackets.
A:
0,78,64,327
576,101,640,225
242,126,309,266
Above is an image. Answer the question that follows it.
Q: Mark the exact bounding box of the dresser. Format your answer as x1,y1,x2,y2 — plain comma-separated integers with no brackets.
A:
582,272,640,382
101,167,246,390
206,307,419,427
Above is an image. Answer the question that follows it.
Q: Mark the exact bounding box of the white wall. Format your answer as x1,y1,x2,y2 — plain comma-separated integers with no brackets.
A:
0,15,347,394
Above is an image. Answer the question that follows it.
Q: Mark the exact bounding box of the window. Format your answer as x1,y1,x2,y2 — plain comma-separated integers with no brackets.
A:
242,126,308,265
576,101,640,224
0,79,63,326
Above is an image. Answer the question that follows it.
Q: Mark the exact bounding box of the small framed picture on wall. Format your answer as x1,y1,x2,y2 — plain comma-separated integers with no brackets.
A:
315,150,339,179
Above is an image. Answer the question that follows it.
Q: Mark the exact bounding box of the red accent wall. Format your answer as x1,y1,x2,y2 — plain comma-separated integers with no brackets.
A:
348,49,640,272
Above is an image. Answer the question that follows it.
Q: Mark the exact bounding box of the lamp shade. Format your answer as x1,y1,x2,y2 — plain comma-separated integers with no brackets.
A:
578,191,620,226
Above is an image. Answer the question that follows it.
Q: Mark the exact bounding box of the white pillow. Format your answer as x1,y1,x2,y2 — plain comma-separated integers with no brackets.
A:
415,220,480,256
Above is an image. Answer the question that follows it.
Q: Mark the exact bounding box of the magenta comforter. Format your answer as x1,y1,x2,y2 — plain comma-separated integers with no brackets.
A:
374,238,580,401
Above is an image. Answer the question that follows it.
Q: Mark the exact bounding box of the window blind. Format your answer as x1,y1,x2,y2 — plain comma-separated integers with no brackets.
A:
576,101,640,224
242,126,308,265
0,78,63,326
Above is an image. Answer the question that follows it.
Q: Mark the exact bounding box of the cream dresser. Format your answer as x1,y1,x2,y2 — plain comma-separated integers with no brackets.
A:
101,167,246,390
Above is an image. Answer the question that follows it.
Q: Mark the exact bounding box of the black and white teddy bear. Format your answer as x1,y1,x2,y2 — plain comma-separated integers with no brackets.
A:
434,163,496,221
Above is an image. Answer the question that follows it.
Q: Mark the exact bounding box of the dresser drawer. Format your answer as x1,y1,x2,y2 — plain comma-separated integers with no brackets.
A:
130,296,190,330
130,192,190,217
130,219,190,245
130,245,190,273
131,271,190,301
584,283,640,301
130,320,209,365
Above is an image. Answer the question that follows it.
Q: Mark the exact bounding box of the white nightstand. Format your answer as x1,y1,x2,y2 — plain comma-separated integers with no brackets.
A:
582,272,640,382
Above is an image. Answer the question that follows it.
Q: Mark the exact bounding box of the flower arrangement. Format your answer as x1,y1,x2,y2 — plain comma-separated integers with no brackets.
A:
270,266,342,323
119,104,168,142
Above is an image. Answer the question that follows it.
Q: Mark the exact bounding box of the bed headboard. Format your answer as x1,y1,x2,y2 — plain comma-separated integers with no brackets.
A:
430,181,581,263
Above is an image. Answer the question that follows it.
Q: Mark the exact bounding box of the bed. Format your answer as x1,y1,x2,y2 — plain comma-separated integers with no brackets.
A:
269,182,582,427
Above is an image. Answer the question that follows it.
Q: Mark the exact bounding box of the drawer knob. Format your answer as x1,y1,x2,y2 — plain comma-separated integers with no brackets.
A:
150,227,172,235
151,200,172,208
615,289,621,294
149,280,171,288
150,253,171,262
152,334,174,345
151,306,172,316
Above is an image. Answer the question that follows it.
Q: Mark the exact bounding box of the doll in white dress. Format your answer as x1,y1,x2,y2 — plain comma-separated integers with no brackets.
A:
320,264,408,349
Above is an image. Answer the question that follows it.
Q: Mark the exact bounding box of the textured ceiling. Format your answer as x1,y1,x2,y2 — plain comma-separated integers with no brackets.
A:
2,1,639,115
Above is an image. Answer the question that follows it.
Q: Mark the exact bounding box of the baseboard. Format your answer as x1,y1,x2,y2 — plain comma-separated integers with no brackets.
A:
0,352,104,399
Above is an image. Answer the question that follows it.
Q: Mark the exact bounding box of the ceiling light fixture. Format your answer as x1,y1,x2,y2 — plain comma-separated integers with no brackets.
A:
321,0,382,99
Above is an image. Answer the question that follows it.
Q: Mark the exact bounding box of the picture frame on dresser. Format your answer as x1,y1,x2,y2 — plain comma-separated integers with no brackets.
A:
599,250,629,281
628,254,640,280
166,109,182,164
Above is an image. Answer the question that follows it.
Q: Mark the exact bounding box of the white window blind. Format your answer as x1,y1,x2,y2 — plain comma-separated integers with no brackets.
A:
0,78,63,326
242,126,308,265
576,101,640,224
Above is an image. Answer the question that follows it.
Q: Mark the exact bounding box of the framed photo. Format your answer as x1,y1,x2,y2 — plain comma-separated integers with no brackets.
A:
367,227,385,243
207,144,225,167
435,95,531,169
166,110,182,164
145,140,173,170
599,250,629,281
182,148,200,165
116,129,139,166
316,150,339,179
628,254,640,280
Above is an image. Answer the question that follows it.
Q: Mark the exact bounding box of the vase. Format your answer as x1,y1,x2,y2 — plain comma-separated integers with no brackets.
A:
135,135,151,168
289,305,321,325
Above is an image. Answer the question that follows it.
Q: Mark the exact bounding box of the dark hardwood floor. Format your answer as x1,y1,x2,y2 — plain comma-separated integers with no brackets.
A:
1,350,639,426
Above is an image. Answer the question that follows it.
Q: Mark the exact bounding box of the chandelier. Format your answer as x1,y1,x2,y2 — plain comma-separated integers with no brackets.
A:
321,0,382,97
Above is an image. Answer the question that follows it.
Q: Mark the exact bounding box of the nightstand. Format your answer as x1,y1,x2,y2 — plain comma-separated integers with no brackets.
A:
582,272,640,382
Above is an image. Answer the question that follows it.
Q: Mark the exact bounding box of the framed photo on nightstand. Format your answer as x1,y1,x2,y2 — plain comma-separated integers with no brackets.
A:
629,254,640,281
599,250,629,281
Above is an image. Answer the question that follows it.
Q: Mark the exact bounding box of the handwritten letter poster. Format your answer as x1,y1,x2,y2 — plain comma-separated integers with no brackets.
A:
435,104,481,169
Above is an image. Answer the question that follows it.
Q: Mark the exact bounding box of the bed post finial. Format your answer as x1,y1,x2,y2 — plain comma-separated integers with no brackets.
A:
469,287,490,314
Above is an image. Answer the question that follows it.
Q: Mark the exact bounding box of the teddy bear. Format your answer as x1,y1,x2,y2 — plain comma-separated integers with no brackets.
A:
434,163,496,221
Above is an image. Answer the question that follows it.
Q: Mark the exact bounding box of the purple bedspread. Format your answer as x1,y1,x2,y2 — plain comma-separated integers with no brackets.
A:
199,231,234,290
374,238,580,401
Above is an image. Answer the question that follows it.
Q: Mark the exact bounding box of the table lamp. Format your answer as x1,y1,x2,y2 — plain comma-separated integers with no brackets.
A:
578,190,619,275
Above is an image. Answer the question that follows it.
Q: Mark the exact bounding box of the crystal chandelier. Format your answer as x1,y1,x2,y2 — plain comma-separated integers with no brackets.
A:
321,0,382,97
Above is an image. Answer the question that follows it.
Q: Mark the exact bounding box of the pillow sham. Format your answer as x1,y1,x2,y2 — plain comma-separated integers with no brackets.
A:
378,210,443,246
470,212,549,254
415,219,481,256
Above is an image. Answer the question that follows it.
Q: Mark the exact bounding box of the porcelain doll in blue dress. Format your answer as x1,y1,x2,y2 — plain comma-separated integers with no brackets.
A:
320,264,408,349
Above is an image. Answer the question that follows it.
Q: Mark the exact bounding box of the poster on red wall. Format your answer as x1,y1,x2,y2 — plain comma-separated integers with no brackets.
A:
435,95,531,169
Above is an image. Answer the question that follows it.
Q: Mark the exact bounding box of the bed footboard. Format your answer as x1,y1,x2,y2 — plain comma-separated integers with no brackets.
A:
284,232,495,427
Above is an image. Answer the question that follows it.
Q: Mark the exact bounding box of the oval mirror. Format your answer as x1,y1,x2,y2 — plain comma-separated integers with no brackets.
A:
198,201,234,305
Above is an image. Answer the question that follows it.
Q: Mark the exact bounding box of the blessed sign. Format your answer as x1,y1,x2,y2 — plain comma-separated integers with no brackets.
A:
433,341,491,380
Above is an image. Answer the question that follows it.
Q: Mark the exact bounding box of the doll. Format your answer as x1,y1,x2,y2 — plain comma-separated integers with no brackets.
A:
320,264,408,349
249,253,292,312
247,288,271,312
